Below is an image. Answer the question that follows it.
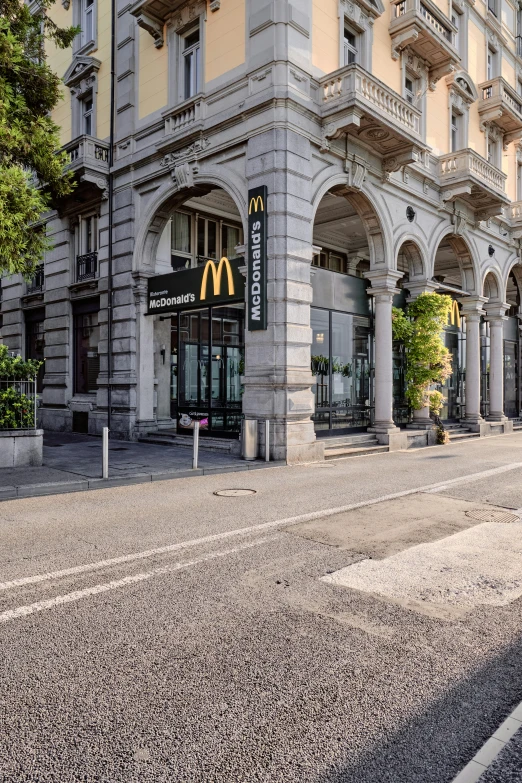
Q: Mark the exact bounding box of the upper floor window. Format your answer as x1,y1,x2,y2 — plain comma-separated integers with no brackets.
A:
170,211,243,272
487,0,497,16
82,94,94,136
487,137,500,167
344,27,358,65
451,113,461,152
183,27,201,100
405,74,417,105
517,162,522,201
82,0,94,45
487,47,498,79
451,11,460,52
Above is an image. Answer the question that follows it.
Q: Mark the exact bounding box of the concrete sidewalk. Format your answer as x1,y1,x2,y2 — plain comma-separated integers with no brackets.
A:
0,432,281,500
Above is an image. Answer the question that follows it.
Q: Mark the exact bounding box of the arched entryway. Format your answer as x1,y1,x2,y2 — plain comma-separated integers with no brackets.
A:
504,268,522,418
430,234,480,423
133,183,247,439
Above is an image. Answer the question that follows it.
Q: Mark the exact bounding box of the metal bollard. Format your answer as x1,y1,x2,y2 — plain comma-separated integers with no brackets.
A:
192,420,200,470
265,419,270,462
102,426,109,479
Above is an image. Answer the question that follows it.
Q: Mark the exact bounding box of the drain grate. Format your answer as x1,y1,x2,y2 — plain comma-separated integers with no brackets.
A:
214,489,257,497
465,509,520,524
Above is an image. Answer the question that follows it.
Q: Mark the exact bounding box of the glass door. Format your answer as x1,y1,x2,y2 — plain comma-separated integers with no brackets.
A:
210,305,244,435
504,340,518,418
311,308,373,435
177,309,209,432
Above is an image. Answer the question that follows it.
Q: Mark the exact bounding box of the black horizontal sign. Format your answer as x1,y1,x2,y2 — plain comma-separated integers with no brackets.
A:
147,257,245,315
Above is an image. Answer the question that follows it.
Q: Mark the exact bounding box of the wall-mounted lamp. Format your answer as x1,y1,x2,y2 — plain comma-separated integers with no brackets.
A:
316,333,324,344
160,344,166,364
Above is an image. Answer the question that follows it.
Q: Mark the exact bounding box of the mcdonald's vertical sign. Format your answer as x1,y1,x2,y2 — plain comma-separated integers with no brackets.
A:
248,185,268,330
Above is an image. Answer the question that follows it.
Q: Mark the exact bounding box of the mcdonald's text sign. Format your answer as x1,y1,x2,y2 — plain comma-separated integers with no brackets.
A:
248,185,268,330
147,257,244,315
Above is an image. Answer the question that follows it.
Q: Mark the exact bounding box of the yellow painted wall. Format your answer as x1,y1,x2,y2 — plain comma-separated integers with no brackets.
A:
46,2,73,146
372,16,401,94
502,58,516,90
312,0,339,75
426,82,448,155
205,0,245,83
96,0,112,140
138,27,168,119
505,142,518,202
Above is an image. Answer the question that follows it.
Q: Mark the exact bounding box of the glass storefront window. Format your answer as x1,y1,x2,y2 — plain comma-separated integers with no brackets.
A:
504,340,518,418
175,305,244,436
25,309,45,393
222,225,240,259
311,307,373,434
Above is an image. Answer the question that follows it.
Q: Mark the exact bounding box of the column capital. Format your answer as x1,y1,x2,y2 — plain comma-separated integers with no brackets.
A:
405,278,440,301
458,295,487,318
484,302,509,321
366,269,403,297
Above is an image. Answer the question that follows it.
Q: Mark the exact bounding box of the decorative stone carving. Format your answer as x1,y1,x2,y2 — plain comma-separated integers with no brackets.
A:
79,173,109,199
381,147,422,181
135,13,164,48
160,137,210,169
61,0,70,8
344,153,367,191
210,0,220,9
63,55,101,93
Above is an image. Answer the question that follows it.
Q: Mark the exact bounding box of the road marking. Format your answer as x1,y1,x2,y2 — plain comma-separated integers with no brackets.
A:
0,537,276,624
1,462,521,594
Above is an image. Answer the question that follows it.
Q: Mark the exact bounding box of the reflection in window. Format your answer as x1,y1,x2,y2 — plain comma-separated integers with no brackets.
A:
74,310,100,394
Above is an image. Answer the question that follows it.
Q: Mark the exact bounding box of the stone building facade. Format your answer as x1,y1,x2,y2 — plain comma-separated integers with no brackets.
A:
2,0,522,462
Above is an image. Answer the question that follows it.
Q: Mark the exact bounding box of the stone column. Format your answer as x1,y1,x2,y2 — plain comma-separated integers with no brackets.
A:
366,270,403,433
484,304,508,422
133,273,156,434
459,297,487,427
406,279,440,430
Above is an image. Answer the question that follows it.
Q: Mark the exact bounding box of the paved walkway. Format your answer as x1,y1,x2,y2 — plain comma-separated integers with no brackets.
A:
0,432,278,500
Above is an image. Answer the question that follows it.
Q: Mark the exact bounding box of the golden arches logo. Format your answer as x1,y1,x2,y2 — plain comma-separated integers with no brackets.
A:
448,300,461,328
200,257,235,300
249,196,264,214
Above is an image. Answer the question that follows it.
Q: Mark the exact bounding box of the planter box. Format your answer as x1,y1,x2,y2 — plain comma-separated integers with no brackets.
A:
0,429,43,468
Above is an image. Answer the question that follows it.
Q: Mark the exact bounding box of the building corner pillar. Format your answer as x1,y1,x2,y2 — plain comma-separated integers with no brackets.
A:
133,272,156,435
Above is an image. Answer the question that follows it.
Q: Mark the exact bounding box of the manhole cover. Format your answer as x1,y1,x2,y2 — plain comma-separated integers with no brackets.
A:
214,489,257,497
465,509,520,524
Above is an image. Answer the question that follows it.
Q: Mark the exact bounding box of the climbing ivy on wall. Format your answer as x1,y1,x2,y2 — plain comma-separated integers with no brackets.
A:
391,293,453,411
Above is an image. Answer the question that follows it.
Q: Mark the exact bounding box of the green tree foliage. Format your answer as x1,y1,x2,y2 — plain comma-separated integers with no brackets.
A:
0,0,78,276
391,293,453,411
0,345,41,429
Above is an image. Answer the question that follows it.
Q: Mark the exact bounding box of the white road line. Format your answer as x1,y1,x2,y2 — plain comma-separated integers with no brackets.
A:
1,462,521,594
0,537,276,624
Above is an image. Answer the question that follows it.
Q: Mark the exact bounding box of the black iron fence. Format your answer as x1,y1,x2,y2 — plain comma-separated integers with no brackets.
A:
27,265,44,294
0,379,38,430
77,252,98,282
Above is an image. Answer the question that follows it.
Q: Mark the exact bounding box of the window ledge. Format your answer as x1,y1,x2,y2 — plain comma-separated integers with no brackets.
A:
74,40,97,57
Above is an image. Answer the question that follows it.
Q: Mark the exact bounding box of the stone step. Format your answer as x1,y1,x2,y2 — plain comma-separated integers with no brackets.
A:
448,431,479,441
320,434,378,448
138,433,238,453
324,444,388,460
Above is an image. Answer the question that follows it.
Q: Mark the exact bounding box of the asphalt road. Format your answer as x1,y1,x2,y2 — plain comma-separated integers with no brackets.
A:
2,434,522,782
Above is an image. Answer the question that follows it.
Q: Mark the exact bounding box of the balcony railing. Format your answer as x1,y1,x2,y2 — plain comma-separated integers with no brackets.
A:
27,265,44,294
419,2,452,40
320,64,421,138
439,149,506,193
76,252,97,282
389,0,458,68
64,136,110,170
163,96,204,137
478,77,522,136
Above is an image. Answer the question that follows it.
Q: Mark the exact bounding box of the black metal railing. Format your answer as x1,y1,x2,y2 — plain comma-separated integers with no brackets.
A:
27,265,44,294
76,252,98,282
